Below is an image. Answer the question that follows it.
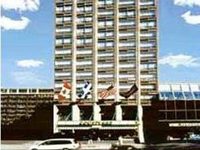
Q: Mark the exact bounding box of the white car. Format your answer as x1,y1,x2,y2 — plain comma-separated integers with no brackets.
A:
29,138,80,150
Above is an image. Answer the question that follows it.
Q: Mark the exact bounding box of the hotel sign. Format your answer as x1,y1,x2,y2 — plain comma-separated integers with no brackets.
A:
169,123,200,127
80,121,112,126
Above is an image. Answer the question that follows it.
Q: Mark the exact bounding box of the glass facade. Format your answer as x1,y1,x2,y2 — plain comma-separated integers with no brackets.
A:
159,84,200,100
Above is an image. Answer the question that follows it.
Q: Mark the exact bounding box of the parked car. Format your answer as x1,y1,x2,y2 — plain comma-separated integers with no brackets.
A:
110,136,145,150
29,138,80,150
110,144,135,150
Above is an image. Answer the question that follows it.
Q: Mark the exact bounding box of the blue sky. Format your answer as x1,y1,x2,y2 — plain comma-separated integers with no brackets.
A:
1,0,200,88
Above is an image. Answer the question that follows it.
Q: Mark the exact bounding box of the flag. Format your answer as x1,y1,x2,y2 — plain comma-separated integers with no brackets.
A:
99,84,116,99
58,80,71,102
120,84,138,98
78,81,92,99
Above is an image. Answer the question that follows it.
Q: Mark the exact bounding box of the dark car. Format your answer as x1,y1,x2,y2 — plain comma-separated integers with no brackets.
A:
110,144,135,150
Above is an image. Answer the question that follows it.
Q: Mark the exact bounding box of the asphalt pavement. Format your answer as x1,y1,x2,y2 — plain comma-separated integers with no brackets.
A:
1,140,200,150
1,140,112,150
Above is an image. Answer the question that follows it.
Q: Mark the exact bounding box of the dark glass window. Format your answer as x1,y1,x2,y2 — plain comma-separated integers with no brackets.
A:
41,140,72,145
10,89,17,93
193,92,200,100
19,89,27,93
159,92,165,100
184,92,194,100
174,92,184,100
162,92,174,100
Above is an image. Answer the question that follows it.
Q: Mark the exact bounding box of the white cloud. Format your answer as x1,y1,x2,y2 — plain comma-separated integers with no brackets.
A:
159,54,200,68
0,16,30,30
13,71,44,86
174,0,200,7
181,11,200,25
1,0,40,12
16,59,44,68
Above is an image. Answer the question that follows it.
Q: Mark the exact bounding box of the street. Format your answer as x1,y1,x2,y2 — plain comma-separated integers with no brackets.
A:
1,140,113,150
1,140,200,150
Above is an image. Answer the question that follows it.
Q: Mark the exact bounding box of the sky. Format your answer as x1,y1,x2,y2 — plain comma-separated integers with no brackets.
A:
1,0,200,88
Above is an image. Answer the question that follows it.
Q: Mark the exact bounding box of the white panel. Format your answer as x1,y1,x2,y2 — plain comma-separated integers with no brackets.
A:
159,84,171,92
55,72,71,76
171,84,181,91
181,84,190,92
190,84,200,91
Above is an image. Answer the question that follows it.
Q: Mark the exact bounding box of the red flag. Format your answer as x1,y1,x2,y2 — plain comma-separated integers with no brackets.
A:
99,85,116,99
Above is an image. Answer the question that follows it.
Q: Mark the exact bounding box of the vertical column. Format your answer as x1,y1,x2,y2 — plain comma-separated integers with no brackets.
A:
114,0,122,121
72,0,80,121
155,0,159,94
93,0,101,121
53,105,59,133
135,0,145,143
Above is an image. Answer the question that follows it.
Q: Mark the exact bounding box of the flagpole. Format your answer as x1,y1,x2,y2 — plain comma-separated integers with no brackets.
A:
136,0,145,143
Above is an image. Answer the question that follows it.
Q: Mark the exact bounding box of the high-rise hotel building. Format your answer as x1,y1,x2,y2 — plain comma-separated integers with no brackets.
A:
54,0,158,139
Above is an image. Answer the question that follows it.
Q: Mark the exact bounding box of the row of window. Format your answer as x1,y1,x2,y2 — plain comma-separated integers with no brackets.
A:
56,38,156,48
55,70,156,80
57,18,155,27
160,92,200,100
1,89,53,94
56,28,155,39
55,59,156,67
56,0,154,9
56,6,155,19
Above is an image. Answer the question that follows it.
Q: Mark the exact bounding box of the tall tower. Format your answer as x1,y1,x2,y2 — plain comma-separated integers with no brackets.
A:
54,0,158,142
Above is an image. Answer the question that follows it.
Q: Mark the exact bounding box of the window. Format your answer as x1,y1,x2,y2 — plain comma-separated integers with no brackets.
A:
162,92,174,100
50,140,72,145
140,42,155,48
99,0,113,5
29,89,37,93
119,0,134,5
194,92,200,100
56,6,63,12
140,32,154,37
141,63,156,69
119,42,135,47
184,92,194,100
77,38,92,45
77,17,92,22
140,0,154,6
119,32,134,37
119,21,135,26
98,20,113,27
56,28,71,33
64,6,72,11
56,17,62,23
140,11,155,17
19,89,27,93
64,17,71,22
1,89,7,93
77,6,92,12
174,92,184,100
98,32,113,38
140,21,155,28
41,140,72,145
98,41,114,47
